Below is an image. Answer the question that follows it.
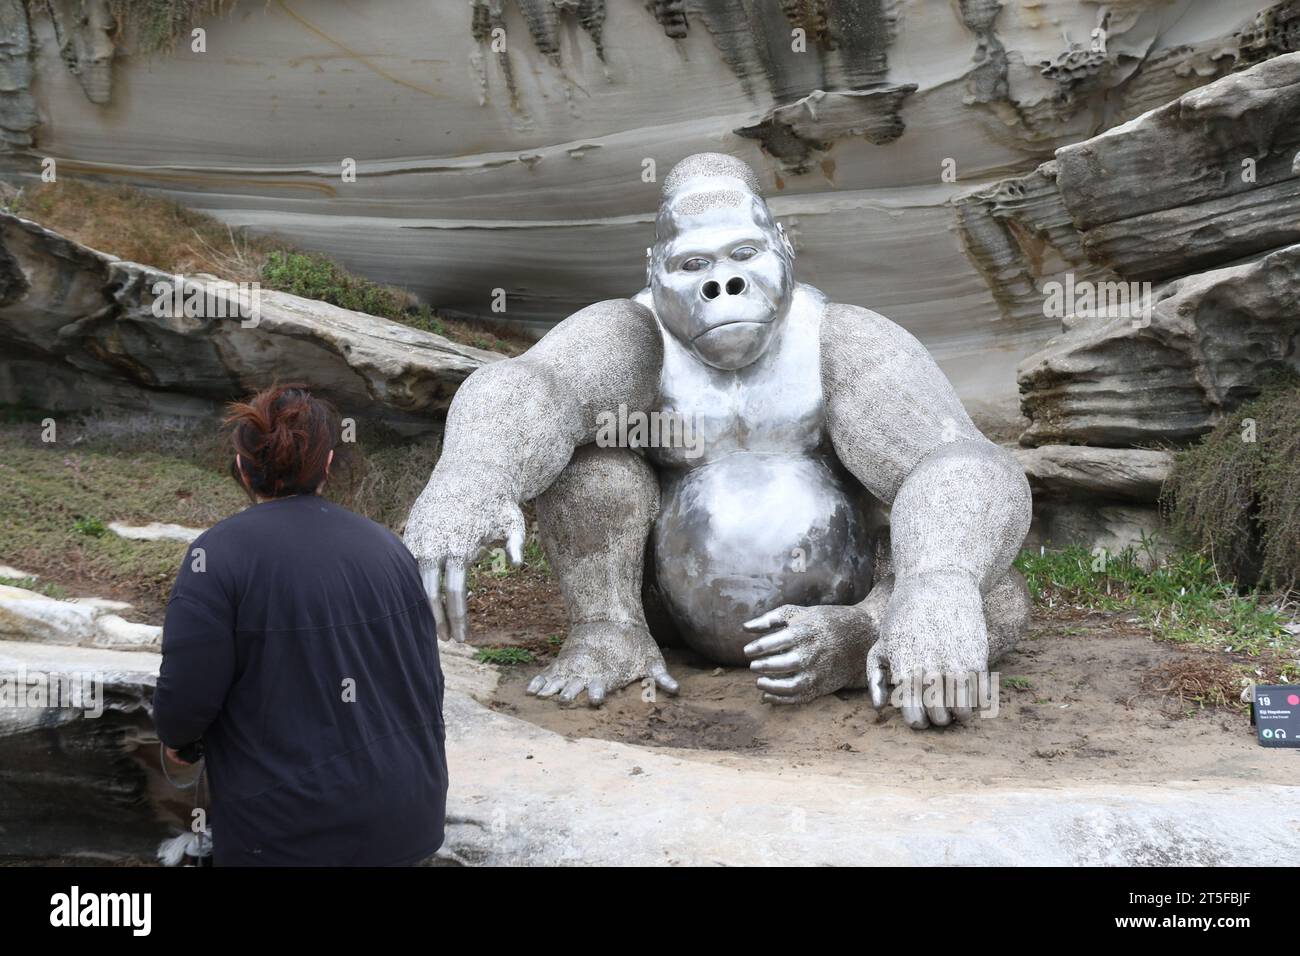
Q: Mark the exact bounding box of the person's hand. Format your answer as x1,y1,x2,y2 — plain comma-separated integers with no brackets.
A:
164,747,193,765
867,569,989,729
742,603,870,704
527,621,678,706
405,465,525,643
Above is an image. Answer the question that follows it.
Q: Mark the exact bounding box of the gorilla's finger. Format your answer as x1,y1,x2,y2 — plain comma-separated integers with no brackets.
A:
925,671,951,726
587,681,606,707
742,606,797,633
538,676,567,698
866,645,888,710
652,665,679,696
895,672,928,728
756,673,811,696
421,561,449,641
559,679,585,703
504,509,526,567
742,629,800,658
950,672,976,722
762,693,802,706
748,650,801,675
901,702,930,729
445,560,469,643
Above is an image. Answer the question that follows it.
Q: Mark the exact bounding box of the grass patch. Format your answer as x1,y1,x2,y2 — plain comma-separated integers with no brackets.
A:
474,647,534,666
0,419,246,616
4,179,530,355
72,516,109,538
0,576,68,600
1015,544,1295,656
1162,371,1300,590
0,413,444,619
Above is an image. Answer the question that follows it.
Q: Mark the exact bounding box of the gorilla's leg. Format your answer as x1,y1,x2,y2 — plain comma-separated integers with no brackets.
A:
529,444,678,705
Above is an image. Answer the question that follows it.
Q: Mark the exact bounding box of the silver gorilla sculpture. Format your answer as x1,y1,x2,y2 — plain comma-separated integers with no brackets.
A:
406,153,1033,729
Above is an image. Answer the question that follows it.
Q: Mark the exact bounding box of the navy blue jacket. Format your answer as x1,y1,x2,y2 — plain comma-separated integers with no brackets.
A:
153,493,447,866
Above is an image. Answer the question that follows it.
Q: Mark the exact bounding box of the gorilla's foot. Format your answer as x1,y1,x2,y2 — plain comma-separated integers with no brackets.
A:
526,620,679,707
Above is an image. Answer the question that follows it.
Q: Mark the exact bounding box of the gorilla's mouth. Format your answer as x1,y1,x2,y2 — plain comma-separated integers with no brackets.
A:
692,318,772,342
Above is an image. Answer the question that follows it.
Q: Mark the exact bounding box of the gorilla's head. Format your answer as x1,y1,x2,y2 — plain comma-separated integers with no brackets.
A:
650,153,795,371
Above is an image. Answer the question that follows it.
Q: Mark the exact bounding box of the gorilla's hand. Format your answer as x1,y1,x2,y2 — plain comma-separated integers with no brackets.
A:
742,603,872,704
404,466,525,643
526,621,679,706
867,569,989,730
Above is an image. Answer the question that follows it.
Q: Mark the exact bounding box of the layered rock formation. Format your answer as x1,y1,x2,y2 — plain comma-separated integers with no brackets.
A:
0,0,1291,425
0,213,499,430
1007,52,1300,551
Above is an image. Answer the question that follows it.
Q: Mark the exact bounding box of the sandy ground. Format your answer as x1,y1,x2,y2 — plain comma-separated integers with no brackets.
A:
471,581,1294,791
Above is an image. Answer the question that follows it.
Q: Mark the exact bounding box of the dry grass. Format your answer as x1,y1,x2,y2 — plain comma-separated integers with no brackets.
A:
1140,652,1297,716
3,179,533,355
8,180,277,281
1162,370,1300,590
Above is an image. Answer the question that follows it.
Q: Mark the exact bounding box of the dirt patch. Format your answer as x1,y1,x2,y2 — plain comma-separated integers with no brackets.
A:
479,609,1296,791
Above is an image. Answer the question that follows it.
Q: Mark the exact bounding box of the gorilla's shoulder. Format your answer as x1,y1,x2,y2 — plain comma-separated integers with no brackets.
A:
820,301,929,366
537,298,661,347
568,298,657,326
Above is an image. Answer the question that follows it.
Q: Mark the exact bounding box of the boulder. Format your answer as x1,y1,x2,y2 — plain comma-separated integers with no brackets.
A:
0,214,499,430
1014,445,1173,555
0,582,160,650
1014,446,1174,503
0,638,171,861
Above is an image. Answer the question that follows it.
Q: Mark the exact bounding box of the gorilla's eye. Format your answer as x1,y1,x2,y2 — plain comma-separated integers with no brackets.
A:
681,257,710,272
731,246,759,261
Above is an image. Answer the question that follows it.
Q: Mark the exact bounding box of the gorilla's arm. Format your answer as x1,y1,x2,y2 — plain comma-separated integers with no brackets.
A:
819,302,1031,721
405,299,663,641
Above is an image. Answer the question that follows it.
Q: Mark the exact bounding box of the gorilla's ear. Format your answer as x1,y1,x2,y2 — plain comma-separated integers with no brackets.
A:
776,222,796,261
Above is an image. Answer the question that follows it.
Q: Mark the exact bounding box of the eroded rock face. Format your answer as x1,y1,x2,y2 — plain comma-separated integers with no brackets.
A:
1010,52,1300,451
0,0,37,147
1019,243,1300,448
0,214,499,430
0,638,171,861
3,1,1288,424
1014,445,1174,554
1014,446,1173,503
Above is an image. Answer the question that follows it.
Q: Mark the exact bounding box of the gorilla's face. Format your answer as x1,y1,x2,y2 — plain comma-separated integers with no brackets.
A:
651,198,794,371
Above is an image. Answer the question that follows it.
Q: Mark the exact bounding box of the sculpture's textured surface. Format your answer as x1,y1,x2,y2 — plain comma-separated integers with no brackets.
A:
406,153,1032,728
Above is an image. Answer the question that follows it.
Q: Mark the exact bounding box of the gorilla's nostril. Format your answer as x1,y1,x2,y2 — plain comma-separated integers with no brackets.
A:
725,276,746,295
701,280,722,300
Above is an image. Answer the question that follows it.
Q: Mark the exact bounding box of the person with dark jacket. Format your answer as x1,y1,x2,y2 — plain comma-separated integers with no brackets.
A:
153,384,448,866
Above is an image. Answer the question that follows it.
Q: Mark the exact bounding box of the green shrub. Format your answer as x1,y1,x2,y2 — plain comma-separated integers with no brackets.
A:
72,516,108,538
260,251,410,319
474,647,534,666
1161,371,1300,590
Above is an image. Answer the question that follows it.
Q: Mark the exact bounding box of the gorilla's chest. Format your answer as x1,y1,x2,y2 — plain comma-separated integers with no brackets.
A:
647,287,828,468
